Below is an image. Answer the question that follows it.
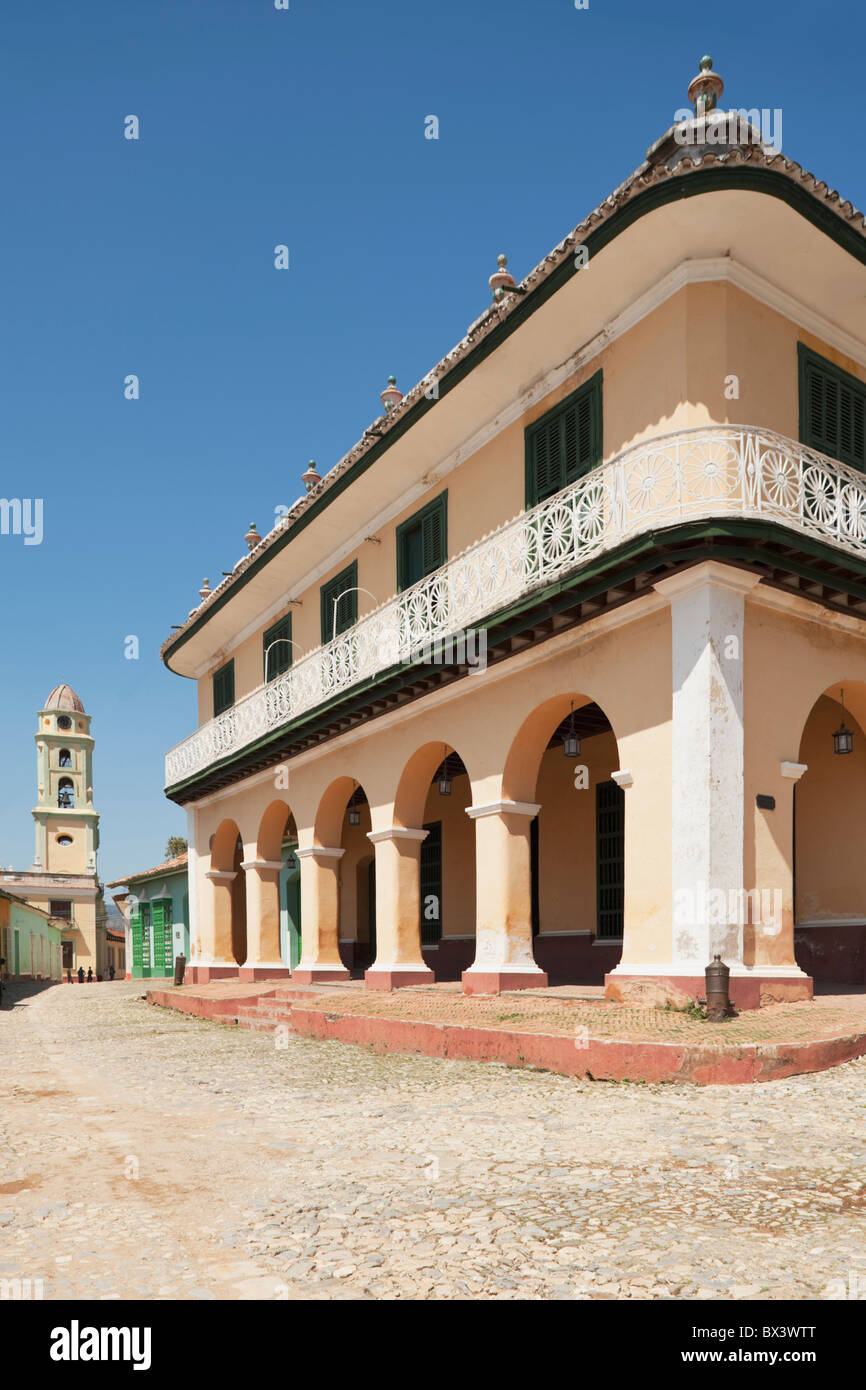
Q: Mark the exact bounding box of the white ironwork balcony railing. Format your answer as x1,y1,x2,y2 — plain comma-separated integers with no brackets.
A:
165,425,866,787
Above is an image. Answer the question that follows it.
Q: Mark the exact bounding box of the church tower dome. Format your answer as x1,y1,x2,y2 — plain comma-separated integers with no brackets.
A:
44,684,86,714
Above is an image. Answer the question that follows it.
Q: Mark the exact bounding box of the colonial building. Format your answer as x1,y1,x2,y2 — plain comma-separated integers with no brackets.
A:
162,60,866,1007
2,685,117,978
108,853,190,980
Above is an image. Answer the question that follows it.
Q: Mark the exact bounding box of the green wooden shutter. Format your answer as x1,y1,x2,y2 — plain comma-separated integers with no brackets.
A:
140,904,152,976
130,910,143,975
151,900,165,976
596,780,624,939
800,345,866,471
320,562,358,642
397,494,447,591
212,660,235,716
263,614,293,681
420,821,442,946
526,372,602,506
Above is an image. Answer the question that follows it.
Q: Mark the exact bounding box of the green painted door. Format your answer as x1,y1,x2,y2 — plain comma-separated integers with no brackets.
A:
285,871,301,969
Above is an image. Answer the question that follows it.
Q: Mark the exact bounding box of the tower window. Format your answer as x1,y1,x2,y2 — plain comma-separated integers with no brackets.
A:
50,900,73,921
56,834,73,846
58,777,75,808
57,715,72,731
58,749,72,768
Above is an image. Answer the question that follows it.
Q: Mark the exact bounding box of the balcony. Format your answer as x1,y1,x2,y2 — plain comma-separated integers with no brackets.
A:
165,425,866,789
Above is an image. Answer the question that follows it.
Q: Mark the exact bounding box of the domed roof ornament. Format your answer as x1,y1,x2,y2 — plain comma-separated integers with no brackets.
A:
244,522,261,551
489,253,516,303
44,684,85,713
687,55,724,118
198,577,212,602
380,375,403,412
302,460,321,493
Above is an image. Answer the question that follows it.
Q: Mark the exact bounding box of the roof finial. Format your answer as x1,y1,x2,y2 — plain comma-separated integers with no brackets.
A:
198,577,211,602
244,522,261,551
380,374,403,412
302,459,321,493
489,252,516,303
687,54,724,118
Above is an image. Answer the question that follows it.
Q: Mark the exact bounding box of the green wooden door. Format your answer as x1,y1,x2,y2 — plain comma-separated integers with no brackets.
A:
284,870,301,970
130,911,144,977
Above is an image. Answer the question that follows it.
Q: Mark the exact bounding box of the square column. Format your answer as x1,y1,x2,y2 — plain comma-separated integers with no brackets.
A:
188,869,240,983
462,801,548,995
365,828,435,990
238,859,291,981
293,847,350,983
606,561,810,1008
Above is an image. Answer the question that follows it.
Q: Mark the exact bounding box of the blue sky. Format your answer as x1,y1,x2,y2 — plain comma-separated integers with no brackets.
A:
1,0,861,884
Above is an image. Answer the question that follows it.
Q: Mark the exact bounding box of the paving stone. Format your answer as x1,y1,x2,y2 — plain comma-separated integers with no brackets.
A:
3,978,866,1301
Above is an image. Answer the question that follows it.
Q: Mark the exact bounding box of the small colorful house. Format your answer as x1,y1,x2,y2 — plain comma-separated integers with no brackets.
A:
0,889,63,981
107,853,189,980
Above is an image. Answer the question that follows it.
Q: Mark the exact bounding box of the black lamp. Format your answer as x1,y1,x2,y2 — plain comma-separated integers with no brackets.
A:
833,689,854,755
348,781,361,825
438,746,452,797
563,702,581,759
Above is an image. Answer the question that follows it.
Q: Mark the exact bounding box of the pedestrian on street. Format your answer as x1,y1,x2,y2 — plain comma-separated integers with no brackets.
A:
66,970,72,984
86,967,93,983
109,965,115,980
77,966,84,984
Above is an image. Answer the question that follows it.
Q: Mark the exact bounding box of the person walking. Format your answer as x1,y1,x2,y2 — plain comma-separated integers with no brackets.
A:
77,965,85,984
86,967,93,983
109,964,115,981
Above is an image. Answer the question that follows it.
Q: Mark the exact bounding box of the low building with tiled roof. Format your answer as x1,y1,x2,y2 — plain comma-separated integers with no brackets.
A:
108,854,189,980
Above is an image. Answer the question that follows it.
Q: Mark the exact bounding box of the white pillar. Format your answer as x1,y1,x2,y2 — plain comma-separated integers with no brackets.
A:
657,561,759,968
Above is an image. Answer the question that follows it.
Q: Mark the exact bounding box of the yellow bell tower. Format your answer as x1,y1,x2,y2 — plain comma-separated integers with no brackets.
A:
32,685,100,875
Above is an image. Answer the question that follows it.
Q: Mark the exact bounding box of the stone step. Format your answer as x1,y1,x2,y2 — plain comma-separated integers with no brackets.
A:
237,1015,281,1033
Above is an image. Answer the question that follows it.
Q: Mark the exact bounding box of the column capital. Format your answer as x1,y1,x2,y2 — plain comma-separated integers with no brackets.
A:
295,845,345,860
239,858,283,871
205,869,236,883
780,761,808,782
465,800,540,820
653,560,762,602
367,826,428,844
611,770,634,789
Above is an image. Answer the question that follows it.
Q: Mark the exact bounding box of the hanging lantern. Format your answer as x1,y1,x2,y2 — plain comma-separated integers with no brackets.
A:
438,747,452,797
833,689,854,755
563,702,581,759
348,780,361,824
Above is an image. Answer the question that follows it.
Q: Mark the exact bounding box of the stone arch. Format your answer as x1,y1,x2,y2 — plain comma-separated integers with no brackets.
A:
794,680,866,984
500,691,623,984
210,818,246,966
257,799,296,861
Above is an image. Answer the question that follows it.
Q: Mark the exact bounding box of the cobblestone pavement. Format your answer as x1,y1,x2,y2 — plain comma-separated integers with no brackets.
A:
2,979,866,1302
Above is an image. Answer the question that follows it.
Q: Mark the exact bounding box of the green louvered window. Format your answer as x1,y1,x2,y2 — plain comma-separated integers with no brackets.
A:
130,909,143,973
140,903,152,976
320,561,358,643
799,344,866,471
525,371,603,507
596,779,624,940
396,493,448,591
212,659,235,716
263,613,293,681
420,821,443,947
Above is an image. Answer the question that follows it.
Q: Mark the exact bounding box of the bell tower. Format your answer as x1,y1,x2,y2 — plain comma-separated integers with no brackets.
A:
32,684,100,875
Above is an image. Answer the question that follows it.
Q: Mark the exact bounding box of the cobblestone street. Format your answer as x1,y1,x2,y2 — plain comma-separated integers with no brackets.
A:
3,980,866,1302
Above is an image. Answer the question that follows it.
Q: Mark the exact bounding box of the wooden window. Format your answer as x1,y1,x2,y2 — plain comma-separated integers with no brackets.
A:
212,659,235,716
49,899,72,922
799,344,866,471
263,613,293,681
152,898,174,975
320,561,358,643
596,779,624,940
420,821,443,946
396,493,448,591
525,371,603,507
